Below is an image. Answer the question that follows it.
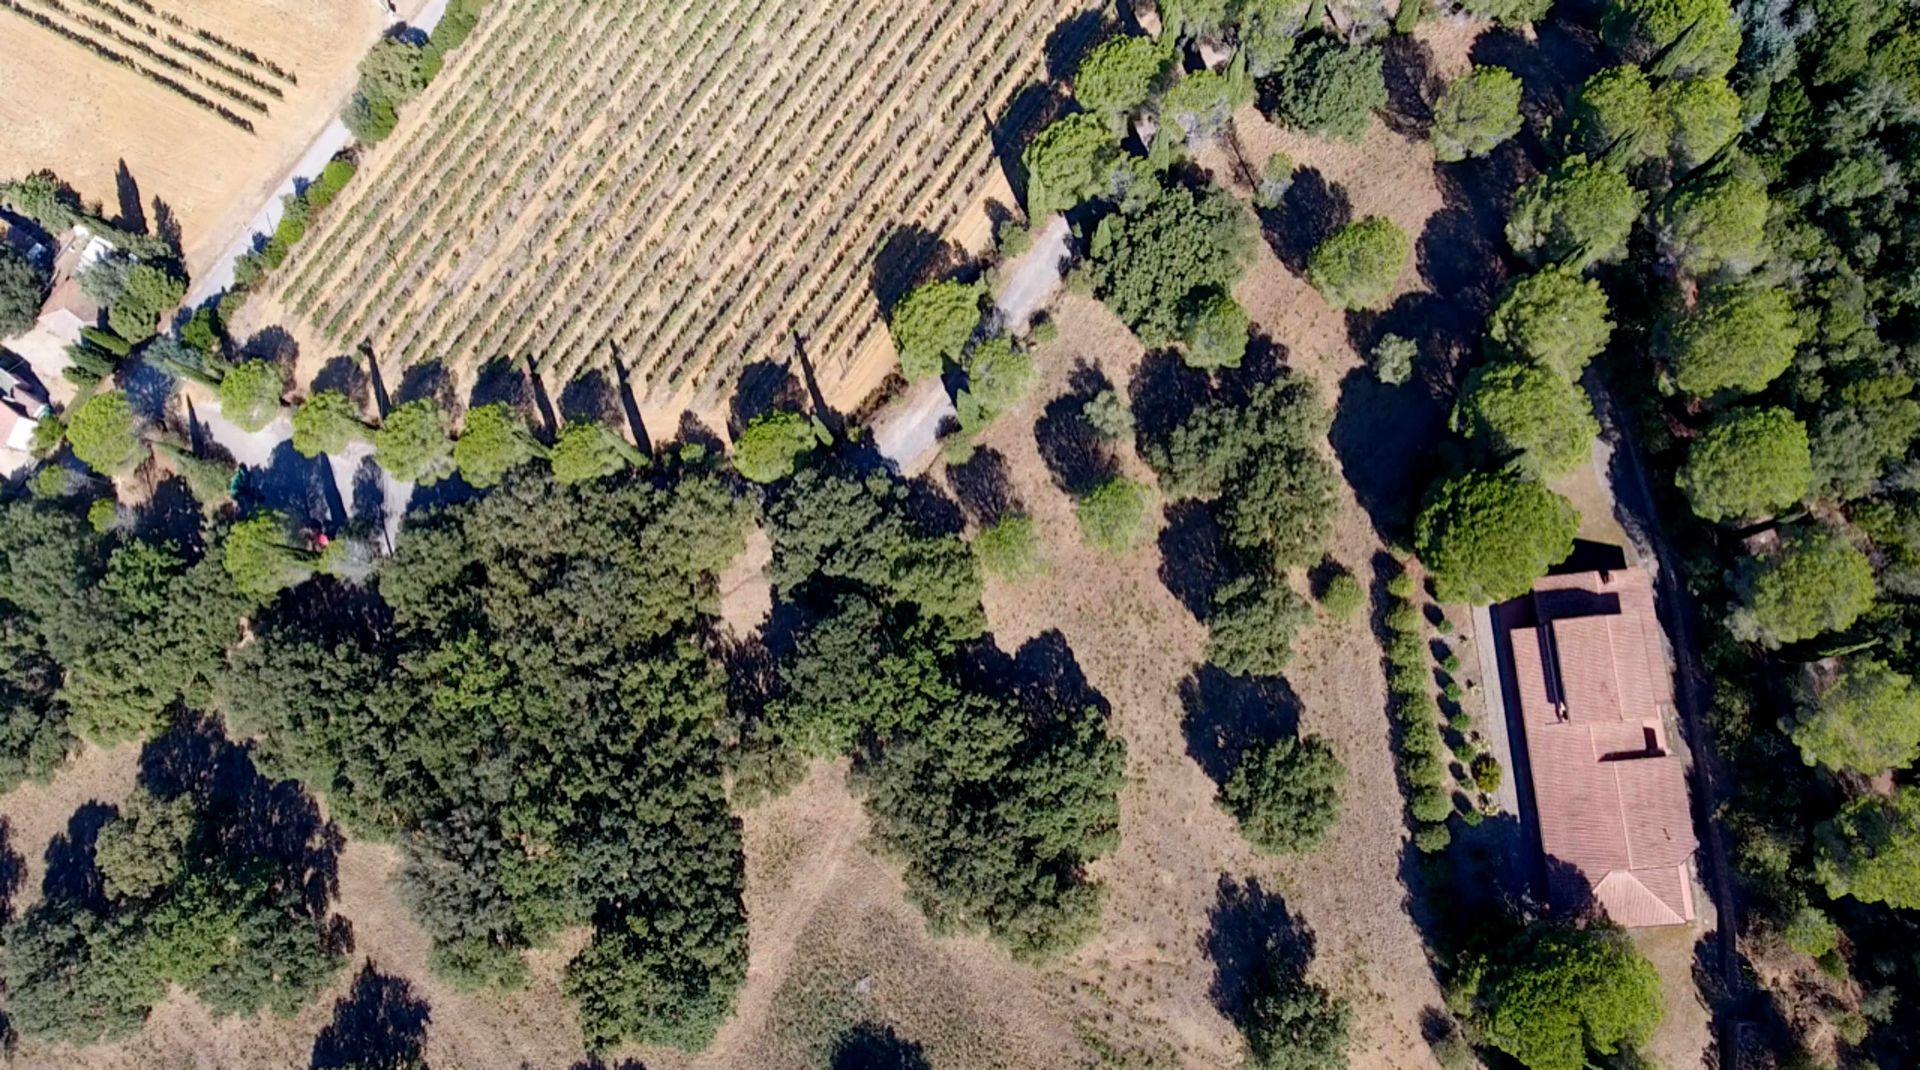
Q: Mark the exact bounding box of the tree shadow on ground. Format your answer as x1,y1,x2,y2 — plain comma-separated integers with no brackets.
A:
1044,8,1108,81
673,411,727,460
1126,349,1212,445
558,369,618,425
153,197,183,259
961,629,1110,724
393,360,453,410
238,440,334,531
1158,499,1229,619
1471,22,1606,140
1381,34,1439,140
310,356,371,408
945,446,1019,525
468,358,534,413
120,356,175,424
137,716,344,914
831,1023,932,1070
1256,167,1353,275
729,359,806,438
113,160,146,235
134,473,207,551
0,820,23,926
41,801,116,911
1205,874,1315,1031
869,225,966,318
991,80,1073,212
1179,665,1302,787
1423,143,1532,315
242,326,301,376
1036,362,1120,495
310,962,430,1070
1330,331,1454,545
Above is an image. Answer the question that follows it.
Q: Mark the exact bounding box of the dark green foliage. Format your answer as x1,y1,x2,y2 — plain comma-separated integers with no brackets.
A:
65,391,146,475
346,36,426,140
1674,406,1812,523
1815,787,1920,909
1415,471,1579,604
974,513,1045,581
217,359,286,433
1656,173,1771,277
1182,289,1252,369
1221,735,1344,854
291,390,369,458
1088,183,1250,346
1243,952,1352,1070
1144,374,1331,501
1208,573,1313,676
1602,0,1742,78
1475,922,1663,1070
108,262,186,343
1266,37,1387,141
374,399,455,485
1809,374,1920,499
1461,0,1554,24
1307,216,1410,310
1729,529,1875,647
765,468,983,638
0,243,47,336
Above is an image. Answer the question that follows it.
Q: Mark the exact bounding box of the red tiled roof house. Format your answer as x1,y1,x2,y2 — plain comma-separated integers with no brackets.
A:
1506,568,1699,927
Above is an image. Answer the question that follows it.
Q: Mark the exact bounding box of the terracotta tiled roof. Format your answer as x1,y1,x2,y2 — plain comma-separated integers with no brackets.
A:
1508,567,1698,927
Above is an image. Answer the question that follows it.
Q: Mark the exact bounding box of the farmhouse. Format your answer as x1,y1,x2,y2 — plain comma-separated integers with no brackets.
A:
1,224,112,381
1504,566,1699,927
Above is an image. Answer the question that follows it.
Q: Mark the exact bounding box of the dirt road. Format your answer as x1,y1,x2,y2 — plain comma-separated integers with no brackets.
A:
992,215,1070,332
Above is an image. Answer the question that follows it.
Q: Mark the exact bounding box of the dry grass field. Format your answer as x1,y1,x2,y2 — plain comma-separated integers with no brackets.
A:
0,0,401,278
255,0,1090,424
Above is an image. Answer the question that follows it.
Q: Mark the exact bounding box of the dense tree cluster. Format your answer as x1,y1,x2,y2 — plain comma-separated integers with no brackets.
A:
1088,182,1252,351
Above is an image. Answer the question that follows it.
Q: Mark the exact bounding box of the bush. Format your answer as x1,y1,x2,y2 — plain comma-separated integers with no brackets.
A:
1318,569,1364,618
1255,152,1295,209
1430,66,1524,161
1221,735,1345,855
1308,217,1409,310
974,513,1045,581
1411,786,1452,823
1266,37,1386,141
1181,289,1251,369
1077,477,1153,553
1470,753,1502,793
1414,821,1452,853
1462,0,1553,23
1781,906,1840,958
1372,333,1417,385
1082,388,1134,441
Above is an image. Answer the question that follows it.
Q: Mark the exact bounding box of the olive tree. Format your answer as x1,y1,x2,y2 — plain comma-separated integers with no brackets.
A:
1308,217,1409,310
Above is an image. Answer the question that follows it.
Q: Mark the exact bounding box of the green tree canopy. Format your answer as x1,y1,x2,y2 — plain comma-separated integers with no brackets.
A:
1815,787,1920,910
1565,65,1671,165
1431,66,1524,162
1161,68,1251,143
1023,112,1124,219
1674,406,1812,523
66,392,146,475
109,262,186,343
1208,572,1313,676
1461,0,1555,24
1487,267,1614,378
1074,34,1175,117
549,421,640,485
1602,0,1743,79
1507,155,1646,269
1792,658,1920,775
453,403,545,489
95,792,196,901
1657,173,1771,277
1265,37,1387,141
1221,734,1344,854
1657,75,1742,170
374,399,455,485
1182,289,1251,369
291,390,368,458
216,360,286,434
732,409,822,484
225,512,319,597
1415,471,1579,604
961,336,1036,418
1307,216,1409,311
1244,953,1352,1070
1731,529,1876,647
0,244,47,336
1088,183,1250,345
1454,360,1601,477
1479,922,1664,1070
1241,0,1314,75
888,278,985,381
1077,476,1154,552
1663,286,1801,397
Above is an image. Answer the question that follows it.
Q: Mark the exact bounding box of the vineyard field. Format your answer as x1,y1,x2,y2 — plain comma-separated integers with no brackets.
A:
265,0,1096,418
0,0,399,277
